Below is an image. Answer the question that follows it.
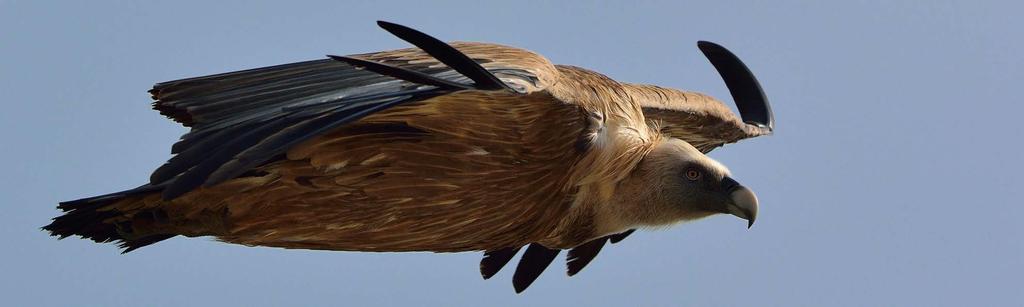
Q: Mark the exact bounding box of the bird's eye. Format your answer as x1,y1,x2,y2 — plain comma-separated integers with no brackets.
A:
685,169,701,181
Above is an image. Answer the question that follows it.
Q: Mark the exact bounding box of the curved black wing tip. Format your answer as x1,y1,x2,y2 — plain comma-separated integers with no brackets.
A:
371,20,512,92
480,247,522,280
376,21,407,35
696,40,775,132
696,40,719,50
376,20,402,29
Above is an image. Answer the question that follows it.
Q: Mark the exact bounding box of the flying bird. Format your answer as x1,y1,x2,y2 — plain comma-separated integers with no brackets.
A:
44,21,774,293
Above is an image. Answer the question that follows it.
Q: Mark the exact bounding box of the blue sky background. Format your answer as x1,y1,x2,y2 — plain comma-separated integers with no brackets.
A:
2,1,1021,306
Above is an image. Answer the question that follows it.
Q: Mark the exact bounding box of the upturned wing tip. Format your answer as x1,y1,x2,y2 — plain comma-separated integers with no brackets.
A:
372,20,511,91
376,20,398,29
696,40,775,132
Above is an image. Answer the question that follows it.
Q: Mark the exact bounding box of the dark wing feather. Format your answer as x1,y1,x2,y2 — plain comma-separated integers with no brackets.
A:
151,118,275,184
697,41,773,130
564,229,635,277
608,229,635,243
512,243,560,293
152,59,376,128
151,59,411,186
160,114,301,199
480,247,522,280
327,55,472,90
163,92,431,199
146,22,534,200
376,21,512,91
202,90,436,188
566,238,607,276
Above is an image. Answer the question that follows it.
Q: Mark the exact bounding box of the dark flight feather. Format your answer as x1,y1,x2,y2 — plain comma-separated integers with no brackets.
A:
480,247,522,280
327,55,472,90
203,92,434,187
608,229,635,244
150,121,266,184
512,243,561,293
149,23,536,198
697,41,774,130
161,114,304,199
566,238,607,276
375,21,512,91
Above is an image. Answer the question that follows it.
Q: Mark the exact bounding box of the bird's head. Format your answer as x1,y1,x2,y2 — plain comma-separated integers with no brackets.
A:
611,138,758,230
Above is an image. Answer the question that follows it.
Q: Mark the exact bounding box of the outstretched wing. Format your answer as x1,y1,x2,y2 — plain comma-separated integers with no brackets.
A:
142,21,588,292
636,41,774,153
147,21,560,200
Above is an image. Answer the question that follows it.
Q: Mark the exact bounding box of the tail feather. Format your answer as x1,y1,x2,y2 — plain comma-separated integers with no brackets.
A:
43,184,176,252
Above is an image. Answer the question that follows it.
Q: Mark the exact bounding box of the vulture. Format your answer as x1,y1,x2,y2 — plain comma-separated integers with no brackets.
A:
44,21,774,293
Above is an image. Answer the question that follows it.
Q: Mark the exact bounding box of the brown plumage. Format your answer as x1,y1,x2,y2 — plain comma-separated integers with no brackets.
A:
44,21,773,292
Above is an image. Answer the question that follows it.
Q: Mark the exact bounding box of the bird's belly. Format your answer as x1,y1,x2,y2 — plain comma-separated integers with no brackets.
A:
210,190,558,253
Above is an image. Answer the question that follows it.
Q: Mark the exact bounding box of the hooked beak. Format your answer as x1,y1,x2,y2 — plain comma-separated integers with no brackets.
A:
720,176,758,228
